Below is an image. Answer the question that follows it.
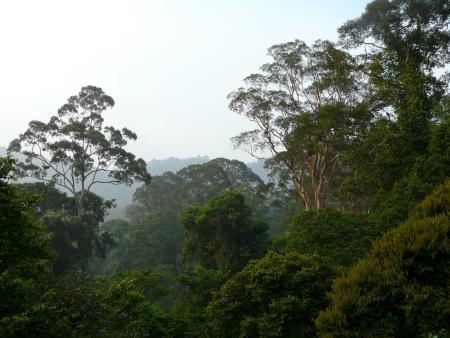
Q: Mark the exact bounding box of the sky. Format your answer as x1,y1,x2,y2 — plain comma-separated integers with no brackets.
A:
0,0,369,163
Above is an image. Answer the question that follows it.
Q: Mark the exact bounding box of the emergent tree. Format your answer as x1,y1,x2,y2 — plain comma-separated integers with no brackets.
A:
339,0,450,157
8,86,151,217
229,40,370,210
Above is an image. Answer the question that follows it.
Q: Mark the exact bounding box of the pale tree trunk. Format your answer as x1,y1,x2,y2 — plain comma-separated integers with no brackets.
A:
75,196,84,218
284,160,313,210
295,180,312,210
75,190,86,218
287,151,340,211
315,188,321,210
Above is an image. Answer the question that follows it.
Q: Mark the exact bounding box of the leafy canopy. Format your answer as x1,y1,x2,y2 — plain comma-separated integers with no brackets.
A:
275,209,377,268
317,179,450,337
207,251,334,338
0,158,52,335
181,190,268,273
229,40,371,210
18,182,116,275
9,85,150,215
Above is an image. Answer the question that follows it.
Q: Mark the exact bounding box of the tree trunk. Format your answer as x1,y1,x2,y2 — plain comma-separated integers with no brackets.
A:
75,191,86,218
293,177,312,210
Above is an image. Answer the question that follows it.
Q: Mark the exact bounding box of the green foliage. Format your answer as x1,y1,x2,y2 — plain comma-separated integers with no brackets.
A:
339,0,450,217
339,0,449,155
2,2,449,337
426,102,450,183
116,158,278,275
111,211,183,274
127,172,184,223
103,269,183,337
177,158,267,206
229,39,371,210
363,99,449,225
128,158,268,220
177,267,227,314
5,271,183,338
16,274,112,338
0,157,52,336
340,118,401,210
182,190,268,273
100,218,131,243
41,210,113,274
207,251,335,338
9,85,150,217
112,269,176,307
18,182,116,275
316,180,450,337
18,182,74,217
276,209,377,267
377,171,430,224
412,178,450,220
357,124,450,229
175,267,228,337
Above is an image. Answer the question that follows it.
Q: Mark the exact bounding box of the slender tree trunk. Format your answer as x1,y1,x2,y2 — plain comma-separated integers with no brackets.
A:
76,197,83,218
315,190,321,210
293,176,312,210
75,191,86,218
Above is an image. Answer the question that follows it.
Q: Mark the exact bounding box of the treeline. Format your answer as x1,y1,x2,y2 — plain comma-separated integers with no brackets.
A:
1,0,450,337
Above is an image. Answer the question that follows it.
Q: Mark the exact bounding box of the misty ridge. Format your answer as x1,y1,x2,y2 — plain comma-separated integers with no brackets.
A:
1,1,450,337
0,145,269,214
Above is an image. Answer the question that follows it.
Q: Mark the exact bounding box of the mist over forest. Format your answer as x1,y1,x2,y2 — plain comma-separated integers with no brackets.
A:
1,1,450,337
0,146,269,214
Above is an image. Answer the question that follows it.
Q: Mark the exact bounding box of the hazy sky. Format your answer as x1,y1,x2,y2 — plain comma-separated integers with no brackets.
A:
0,0,369,162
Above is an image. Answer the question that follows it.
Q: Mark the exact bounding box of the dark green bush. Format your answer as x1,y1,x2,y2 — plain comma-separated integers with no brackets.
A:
276,209,377,268
316,179,450,337
182,191,268,273
207,251,335,338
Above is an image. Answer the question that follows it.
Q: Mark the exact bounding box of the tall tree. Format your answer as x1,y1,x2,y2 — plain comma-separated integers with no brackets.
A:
125,158,267,227
339,0,450,158
338,0,450,218
8,86,150,217
18,182,116,274
181,191,268,273
128,158,266,218
102,158,276,275
114,211,184,274
229,40,370,210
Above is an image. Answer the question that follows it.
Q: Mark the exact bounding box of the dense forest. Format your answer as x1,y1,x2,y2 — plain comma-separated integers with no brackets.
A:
1,1,450,337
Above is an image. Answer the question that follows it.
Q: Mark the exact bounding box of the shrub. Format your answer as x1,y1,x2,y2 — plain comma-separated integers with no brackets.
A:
207,251,334,338
275,209,377,268
316,179,450,337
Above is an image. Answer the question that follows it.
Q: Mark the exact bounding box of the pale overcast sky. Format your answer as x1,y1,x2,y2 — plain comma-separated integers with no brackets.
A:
0,0,369,162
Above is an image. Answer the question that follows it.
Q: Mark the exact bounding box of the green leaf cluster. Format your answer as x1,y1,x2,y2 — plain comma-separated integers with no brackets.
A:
317,179,450,337
181,190,268,273
207,251,334,338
